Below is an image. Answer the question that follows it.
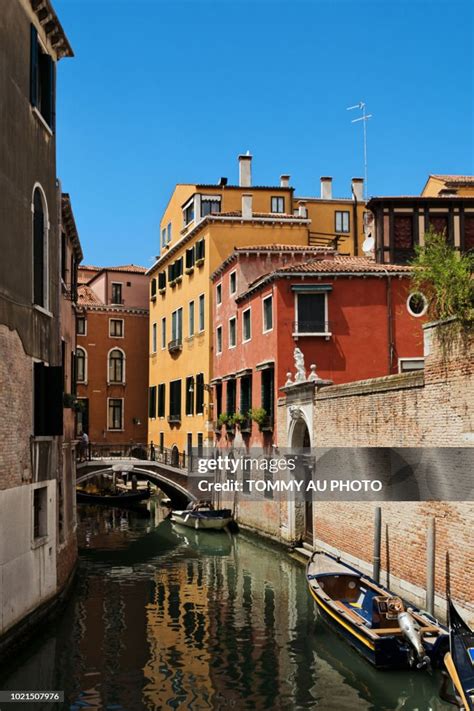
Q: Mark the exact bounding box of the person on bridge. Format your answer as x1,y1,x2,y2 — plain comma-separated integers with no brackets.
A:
150,441,156,461
79,432,89,462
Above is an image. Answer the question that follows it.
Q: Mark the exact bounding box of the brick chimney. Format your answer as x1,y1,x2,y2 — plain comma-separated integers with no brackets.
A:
320,177,332,200
351,177,364,202
280,174,290,188
298,200,307,217
239,153,252,187
242,193,253,219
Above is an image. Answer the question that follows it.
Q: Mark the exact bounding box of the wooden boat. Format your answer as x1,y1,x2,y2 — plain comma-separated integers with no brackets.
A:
443,601,474,710
171,502,233,530
77,489,150,506
307,550,448,670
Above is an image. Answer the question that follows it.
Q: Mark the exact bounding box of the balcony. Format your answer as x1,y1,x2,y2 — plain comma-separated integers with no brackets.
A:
292,321,332,339
168,338,183,353
167,414,181,424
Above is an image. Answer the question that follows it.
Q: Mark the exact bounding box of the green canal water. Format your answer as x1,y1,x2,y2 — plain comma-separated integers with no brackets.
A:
0,503,451,710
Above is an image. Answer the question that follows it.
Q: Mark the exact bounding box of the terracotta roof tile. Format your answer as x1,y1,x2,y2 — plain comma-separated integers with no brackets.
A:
234,244,334,253
79,264,147,274
77,284,103,306
277,256,413,274
430,175,474,184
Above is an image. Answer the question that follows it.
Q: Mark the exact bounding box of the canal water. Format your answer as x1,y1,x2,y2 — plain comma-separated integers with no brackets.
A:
0,503,451,711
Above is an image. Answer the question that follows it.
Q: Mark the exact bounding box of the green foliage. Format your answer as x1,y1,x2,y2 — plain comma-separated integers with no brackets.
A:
410,230,473,322
229,412,247,427
217,412,229,427
249,407,267,427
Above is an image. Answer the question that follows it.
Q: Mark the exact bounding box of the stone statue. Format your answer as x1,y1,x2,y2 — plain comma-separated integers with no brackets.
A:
308,364,319,382
294,347,306,382
285,372,293,387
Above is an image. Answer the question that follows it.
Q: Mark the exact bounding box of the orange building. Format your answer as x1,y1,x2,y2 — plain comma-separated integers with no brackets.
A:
76,265,149,450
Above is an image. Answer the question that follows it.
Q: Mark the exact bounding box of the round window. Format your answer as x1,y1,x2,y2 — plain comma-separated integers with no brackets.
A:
407,292,428,317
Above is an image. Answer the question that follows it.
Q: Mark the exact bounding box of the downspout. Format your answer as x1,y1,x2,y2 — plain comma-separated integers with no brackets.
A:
351,184,359,256
383,269,394,372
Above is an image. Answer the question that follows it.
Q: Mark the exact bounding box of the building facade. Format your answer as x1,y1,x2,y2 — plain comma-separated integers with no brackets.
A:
211,250,426,448
147,154,367,456
0,0,78,653
76,265,149,450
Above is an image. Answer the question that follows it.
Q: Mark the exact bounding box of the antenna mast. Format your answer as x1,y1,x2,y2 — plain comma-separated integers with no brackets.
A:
347,101,372,200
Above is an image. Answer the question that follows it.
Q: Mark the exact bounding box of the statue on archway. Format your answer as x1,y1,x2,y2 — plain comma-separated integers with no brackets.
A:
294,347,306,382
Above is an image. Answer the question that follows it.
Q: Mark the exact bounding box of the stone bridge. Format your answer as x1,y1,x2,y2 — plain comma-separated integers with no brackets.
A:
76,458,197,508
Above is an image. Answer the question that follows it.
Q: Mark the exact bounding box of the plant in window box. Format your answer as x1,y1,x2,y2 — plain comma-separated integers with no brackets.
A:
216,413,229,430
195,258,205,268
249,407,268,430
169,279,176,287
230,412,247,428
185,267,194,275
175,275,183,284
159,287,166,295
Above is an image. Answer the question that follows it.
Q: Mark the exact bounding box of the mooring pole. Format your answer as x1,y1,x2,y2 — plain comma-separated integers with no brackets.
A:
373,507,382,583
427,517,436,616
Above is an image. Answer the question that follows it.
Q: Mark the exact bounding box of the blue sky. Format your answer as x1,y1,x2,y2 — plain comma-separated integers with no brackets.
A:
55,0,473,268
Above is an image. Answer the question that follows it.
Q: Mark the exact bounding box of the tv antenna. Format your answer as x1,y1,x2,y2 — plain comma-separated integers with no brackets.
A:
347,101,372,199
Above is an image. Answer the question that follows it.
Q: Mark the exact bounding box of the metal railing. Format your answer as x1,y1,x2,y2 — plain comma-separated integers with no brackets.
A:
168,338,183,353
79,442,189,470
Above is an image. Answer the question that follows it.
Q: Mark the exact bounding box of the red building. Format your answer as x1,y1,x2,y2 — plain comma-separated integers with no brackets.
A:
76,265,149,450
211,247,426,447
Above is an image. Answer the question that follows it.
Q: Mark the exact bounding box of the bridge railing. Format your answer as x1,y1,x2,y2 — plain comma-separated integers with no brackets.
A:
78,442,189,471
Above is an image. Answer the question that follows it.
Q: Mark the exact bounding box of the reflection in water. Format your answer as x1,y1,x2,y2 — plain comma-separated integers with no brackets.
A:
0,503,451,710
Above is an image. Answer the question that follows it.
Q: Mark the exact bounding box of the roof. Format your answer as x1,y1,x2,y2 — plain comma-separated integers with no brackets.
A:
78,264,147,277
31,0,74,59
196,184,293,191
429,175,474,184
237,256,412,302
77,284,102,306
211,245,335,280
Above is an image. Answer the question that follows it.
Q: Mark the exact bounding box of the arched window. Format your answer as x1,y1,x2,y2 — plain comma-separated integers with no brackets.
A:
76,347,87,383
108,348,125,384
33,186,48,308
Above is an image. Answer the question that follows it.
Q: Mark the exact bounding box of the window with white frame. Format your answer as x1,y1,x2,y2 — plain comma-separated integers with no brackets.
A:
161,227,167,249
76,316,86,336
399,358,425,373
111,282,123,304
76,347,87,383
189,300,195,337
242,308,251,342
216,283,222,305
171,308,183,343
229,271,237,295
108,398,123,430
32,186,48,309
216,326,223,354
262,295,273,332
335,210,350,233
183,200,194,226
271,196,285,213
161,317,166,348
198,294,205,331
109,318,124,337
229,317,236,348
152,322,157,353
167,222,172,244
108,349,125,383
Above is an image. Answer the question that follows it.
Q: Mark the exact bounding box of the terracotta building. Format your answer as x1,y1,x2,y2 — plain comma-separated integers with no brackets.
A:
76,265,149,450
211,247,426,448
0,0,79,654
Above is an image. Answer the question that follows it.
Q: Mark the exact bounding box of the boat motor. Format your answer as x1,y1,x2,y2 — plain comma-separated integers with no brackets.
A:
398,610,430,668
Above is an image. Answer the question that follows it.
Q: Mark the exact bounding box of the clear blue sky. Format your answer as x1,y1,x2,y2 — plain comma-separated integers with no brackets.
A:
55,0,473,268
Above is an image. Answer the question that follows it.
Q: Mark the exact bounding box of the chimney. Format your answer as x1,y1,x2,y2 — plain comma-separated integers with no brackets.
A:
351,177,364,202
298,200,307,218
280,174,290,188
320,177,332,200
242,193,253,220
239,153,252,187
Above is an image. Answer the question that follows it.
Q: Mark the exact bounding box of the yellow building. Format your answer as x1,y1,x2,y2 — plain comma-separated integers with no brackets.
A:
422,174,474,197
147,155,367,455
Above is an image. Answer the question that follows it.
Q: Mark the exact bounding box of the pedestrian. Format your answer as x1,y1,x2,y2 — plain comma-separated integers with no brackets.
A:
150,440,156,461
80,431,89,462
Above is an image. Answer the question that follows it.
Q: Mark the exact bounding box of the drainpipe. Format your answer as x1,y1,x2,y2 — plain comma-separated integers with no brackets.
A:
351,184,359,256
383,269,394,372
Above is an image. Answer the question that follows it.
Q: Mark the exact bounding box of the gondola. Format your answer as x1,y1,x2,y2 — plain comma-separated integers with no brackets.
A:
443,601,474,710
171,501,233,530
307,550,448,670
77,489,150,506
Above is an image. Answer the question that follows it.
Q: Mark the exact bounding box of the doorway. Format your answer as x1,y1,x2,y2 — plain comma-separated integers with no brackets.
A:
291,418,312,544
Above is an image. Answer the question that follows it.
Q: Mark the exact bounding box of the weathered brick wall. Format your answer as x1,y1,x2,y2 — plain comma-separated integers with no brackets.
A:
0,325,32,489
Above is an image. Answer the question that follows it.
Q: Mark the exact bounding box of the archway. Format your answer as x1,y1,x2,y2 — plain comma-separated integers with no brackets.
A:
171,445,180,467
290,417,313,544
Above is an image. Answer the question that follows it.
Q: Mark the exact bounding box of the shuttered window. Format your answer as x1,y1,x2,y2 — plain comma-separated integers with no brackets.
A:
240,375,252,414
195,373,205,415
158,271,166,290
169,380,182,419
186,376,194,415
149,386,157,418
33,188,46,307
226,379,236,414
261,368,274,420
30,24,55,130
195,239,205,262
157,384,166,417
34,363,63,436
186,246,195,269
296,293,326,333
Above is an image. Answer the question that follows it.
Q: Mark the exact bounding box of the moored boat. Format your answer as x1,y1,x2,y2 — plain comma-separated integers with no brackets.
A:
171,502,233,530
77,489,150,506
307,550,448,670
443,601,474,710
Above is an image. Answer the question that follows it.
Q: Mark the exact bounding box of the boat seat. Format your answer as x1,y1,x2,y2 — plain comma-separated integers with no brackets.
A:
342,586,377,627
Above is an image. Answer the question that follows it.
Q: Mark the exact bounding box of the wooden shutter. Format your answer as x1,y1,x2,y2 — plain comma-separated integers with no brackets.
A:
30,25,38,106
46,366,64,435
34,362,47,435
149,386,157,418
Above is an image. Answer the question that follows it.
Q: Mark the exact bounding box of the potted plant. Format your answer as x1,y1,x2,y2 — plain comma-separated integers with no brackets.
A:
216,413,229,430
249,407,270,431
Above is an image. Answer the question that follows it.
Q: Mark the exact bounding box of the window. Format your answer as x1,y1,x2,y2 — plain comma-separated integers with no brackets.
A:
183,202,194,225
216,283,222,305
393,215,414,263
198,294,205,331
201,199,221,217
242,308,251,342
399,358,425,373
161,317,166,349
33,362,63,436
226,379,236,414
187,432,193,456
262,295,273,332
240,374,252,415
215,382,223,418
171,308,183,343
108,398,123,430
195,238,205,262
76,317,86,336
157,384,165,418
108,349,125,384
33,187,48,308
186,376,194,415
197,432,203,457
111,283,123,304
161,227,167,249
195,374,204,415
149,386,157,418
151,278,157,299
167,222,172,244
271,196,285,213
76,347,87,383
261,367,274,421
169,380,182,421
335,211,350,233
189,301,195,337
407,292,428,317
295,292,328,334
30,25,55,130
216,326,222,354
229,271,237,295
229,317,237,348
185,246,195,270
152,322,157,353
109,319,124,337
159,432,164,452
158,271,166,290
33,486,48,539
